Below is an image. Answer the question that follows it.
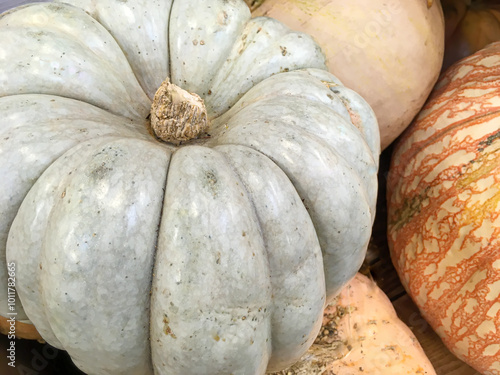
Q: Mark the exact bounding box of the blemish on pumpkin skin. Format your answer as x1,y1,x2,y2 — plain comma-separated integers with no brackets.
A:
456,134,500,189
46,4,66,12
217,11,229,26
163,314,177,339
27,30,47,41
478,129,500,149
203,170,219,197
390,185,431,230
89,162,113,180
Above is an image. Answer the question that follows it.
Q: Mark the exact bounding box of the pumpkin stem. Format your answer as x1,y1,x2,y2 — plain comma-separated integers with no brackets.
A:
149,79,209,145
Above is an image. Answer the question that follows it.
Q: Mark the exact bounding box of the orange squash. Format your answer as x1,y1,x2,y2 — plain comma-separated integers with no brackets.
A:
442,0,500,70
387,42,500,374
246,0,445,150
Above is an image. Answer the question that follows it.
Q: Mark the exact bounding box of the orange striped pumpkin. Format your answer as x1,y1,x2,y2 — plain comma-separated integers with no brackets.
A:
387,42,500,374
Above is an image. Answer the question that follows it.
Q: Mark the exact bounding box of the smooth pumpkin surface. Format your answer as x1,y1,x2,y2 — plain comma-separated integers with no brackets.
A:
246,0,445,150
270,273,436,375
387,42,500,375
0,1,379,374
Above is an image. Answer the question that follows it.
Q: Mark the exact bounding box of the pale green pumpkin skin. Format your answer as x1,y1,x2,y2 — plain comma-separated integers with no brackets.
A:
0,1,379,374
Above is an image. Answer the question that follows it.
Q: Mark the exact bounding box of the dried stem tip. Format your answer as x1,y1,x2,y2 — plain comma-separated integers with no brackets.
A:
150,79,208,144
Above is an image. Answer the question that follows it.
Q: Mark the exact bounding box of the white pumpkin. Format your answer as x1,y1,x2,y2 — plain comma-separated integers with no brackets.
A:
0,1,379,374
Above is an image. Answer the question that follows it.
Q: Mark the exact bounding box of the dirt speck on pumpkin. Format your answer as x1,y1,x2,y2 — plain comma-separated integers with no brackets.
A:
203,170,219,197
89,162,113,180
162,314,177,339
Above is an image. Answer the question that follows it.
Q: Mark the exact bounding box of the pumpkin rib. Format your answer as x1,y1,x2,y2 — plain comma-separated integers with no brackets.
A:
168,0,251,100
56,0,174,101
214,144,325,371
209,70,378,210
211,68,380,165
0,94,152,322
206,16,327,118
0,3,151,120
8,136,172,373
211,69,349,132
150,145,274,375
215,95,377,195
325,84,380,164
213,94,375,206
215,143,324,281
214,112,372,299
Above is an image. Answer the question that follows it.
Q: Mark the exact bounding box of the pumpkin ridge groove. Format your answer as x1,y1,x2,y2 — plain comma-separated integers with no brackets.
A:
216,144,322,280
147,148,173,367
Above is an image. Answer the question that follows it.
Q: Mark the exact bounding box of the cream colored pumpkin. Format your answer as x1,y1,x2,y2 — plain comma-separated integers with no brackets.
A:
0,1,379,374
247,0,445,149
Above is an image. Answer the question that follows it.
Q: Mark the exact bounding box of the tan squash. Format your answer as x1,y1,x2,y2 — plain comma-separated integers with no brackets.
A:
246,0,445,149
270,273,436,375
